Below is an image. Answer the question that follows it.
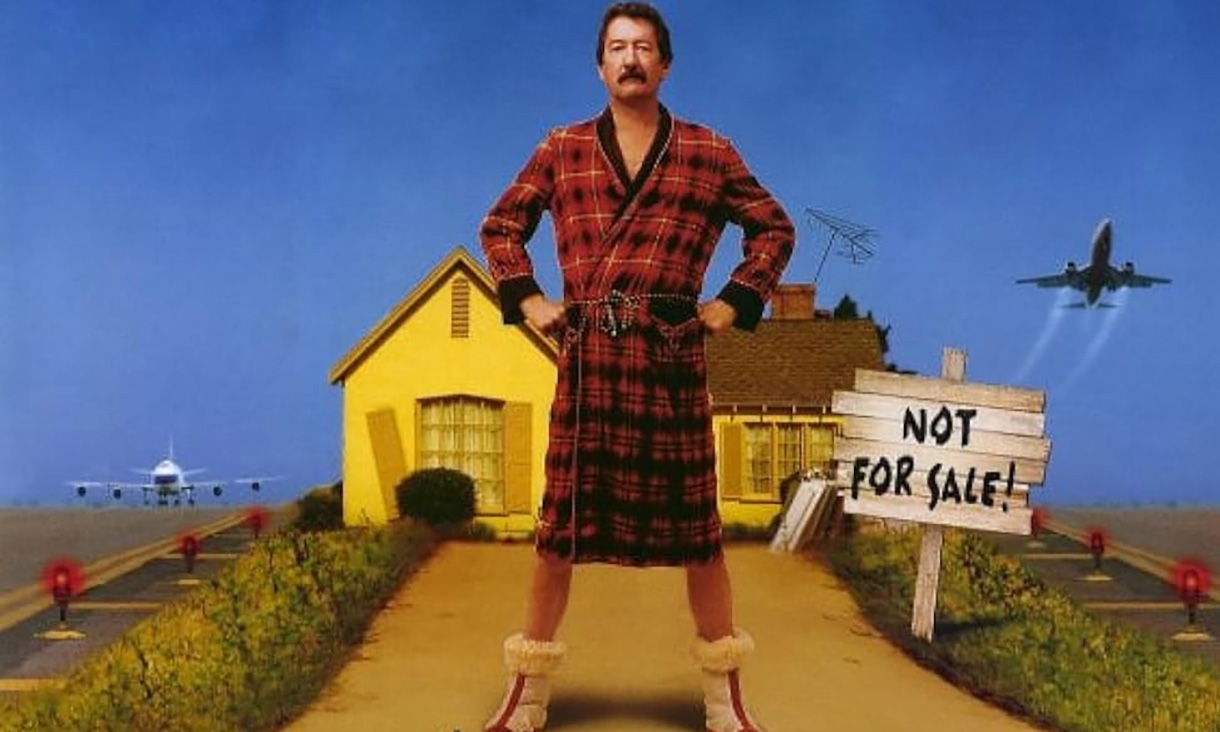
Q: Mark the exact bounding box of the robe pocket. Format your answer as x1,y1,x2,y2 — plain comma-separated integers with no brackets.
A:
644,302,705,364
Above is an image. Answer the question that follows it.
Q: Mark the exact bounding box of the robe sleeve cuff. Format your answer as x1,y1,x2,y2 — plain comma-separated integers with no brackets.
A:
498,275,544,325
717,281,766,332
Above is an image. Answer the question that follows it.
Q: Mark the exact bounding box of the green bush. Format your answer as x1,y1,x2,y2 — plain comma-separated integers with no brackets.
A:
0,524,435,732
395,468,476,526
292,482,344,532
829,529,1220,732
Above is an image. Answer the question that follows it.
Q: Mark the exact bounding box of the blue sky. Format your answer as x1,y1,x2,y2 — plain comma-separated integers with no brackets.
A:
2,1,1217,506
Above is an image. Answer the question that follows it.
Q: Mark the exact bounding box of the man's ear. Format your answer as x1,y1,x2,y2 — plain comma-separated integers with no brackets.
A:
596,63,608,86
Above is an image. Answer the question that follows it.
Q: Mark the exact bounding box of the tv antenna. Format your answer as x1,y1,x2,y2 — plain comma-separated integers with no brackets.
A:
806,208,877,284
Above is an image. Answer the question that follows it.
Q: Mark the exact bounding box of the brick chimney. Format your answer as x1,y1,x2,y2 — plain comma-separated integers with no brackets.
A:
769,283,816,320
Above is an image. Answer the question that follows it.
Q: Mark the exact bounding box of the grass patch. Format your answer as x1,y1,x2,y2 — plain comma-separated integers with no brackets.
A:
721,522,774,542
828,527,1220,732
0,523,435,732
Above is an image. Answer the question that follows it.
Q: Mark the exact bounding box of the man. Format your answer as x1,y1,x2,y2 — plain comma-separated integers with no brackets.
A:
479,4,794,731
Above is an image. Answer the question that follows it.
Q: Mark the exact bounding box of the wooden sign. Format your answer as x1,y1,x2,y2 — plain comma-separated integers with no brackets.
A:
831,348,1051,640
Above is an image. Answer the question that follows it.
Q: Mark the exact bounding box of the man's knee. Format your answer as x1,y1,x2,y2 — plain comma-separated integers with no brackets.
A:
536,551,574,578
685,554,726,580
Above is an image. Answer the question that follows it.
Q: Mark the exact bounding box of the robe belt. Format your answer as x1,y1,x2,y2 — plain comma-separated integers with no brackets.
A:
564,290,699,340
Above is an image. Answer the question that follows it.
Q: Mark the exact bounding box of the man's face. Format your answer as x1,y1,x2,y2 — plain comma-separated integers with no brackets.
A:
597,15,668,103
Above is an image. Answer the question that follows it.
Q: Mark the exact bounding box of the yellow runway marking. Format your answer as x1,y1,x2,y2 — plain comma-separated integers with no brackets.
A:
1083,601,1220,611
0,678,64,692
72,601,162,611
157,553,240,560
1020,553,1093,560
35,628,86,640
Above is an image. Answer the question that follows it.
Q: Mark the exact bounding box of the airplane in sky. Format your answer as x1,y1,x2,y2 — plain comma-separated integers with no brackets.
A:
1016,219,1171,307
69,441,281,506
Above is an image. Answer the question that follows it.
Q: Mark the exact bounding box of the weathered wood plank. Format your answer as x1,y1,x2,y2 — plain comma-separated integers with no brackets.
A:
834,435,1047,485
840,415,1051,461
852,368,1045,413
833,391,1046,437
834,465,1032,500
842,490,1033,535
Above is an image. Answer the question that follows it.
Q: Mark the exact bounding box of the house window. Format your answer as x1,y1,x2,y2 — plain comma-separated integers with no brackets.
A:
451,277,470,338
804,424,835,476
419,396,504,513
744,424,773,496
776,424,803,483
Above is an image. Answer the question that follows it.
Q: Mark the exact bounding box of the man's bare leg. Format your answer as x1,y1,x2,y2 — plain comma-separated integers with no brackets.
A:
485,552,573,731
524,552,574,640
686,553,733,640
687,554,764,731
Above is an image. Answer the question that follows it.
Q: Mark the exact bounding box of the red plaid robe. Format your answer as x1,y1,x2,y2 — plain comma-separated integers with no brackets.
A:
481,106,794,566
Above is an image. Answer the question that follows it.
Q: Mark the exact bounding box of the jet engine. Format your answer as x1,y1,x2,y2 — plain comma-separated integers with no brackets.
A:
1066,261,1077,274
1123,262,1135,274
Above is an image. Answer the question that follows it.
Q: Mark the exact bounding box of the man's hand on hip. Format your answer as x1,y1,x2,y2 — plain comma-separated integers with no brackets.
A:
521,294,566,333
698,299,736,335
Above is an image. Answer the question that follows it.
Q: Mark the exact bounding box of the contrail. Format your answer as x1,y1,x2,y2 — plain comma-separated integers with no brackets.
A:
1011,288,1073,384
1056,287,1131,395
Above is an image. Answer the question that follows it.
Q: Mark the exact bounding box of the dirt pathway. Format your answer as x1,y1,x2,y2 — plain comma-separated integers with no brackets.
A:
284,542,1045,732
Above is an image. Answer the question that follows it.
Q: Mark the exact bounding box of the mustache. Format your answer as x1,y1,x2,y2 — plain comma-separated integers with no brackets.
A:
618,66,647,83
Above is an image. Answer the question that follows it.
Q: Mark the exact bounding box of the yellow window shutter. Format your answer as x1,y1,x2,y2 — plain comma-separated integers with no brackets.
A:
720,422,744,499
367,408,407,498
503,402,533,515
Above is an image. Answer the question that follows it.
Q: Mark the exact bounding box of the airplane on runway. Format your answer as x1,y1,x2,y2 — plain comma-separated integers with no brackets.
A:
69,441,281,506
1016,219,1171,307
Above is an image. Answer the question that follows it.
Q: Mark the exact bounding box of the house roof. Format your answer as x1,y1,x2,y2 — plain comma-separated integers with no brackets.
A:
328,246,559,385
705,318,884,409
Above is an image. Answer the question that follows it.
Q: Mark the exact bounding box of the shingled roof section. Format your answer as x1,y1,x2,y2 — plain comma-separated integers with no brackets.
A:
705,318,885,409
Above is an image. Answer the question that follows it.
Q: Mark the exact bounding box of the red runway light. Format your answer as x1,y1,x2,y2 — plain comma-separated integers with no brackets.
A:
40,557,84,600
178,532,201,573
1173,558,1211,602
244,506,269,539
1031,507,1050,537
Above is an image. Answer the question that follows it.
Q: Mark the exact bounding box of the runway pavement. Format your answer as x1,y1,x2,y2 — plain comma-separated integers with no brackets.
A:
0,507,290,696
987,519,1219,666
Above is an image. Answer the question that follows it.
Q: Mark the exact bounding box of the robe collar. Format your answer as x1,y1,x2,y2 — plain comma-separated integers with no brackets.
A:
596,103,672,201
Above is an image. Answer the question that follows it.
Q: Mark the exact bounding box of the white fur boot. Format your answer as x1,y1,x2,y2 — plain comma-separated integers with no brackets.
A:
483,633,567,732
691,629,765,732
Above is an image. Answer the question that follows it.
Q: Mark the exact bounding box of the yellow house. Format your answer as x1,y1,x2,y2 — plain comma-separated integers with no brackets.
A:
329,250,883,534
707,284,885,528
328,247,557,533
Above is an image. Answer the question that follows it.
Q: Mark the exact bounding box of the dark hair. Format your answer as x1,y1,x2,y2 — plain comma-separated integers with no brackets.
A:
597,2,673,66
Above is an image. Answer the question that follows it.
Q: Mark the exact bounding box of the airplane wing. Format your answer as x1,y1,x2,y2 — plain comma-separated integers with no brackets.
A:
1016,274,1072,288
1016,270,1086,288
67,480,149,489
1126,273,1171,288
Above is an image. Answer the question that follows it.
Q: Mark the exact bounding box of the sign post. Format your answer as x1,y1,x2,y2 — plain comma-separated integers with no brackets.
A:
832,348,1051,641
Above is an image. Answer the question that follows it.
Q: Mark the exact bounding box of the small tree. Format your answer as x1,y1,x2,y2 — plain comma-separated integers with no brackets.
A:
396,468,476,526
292,481,344,532
834,294,907,373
